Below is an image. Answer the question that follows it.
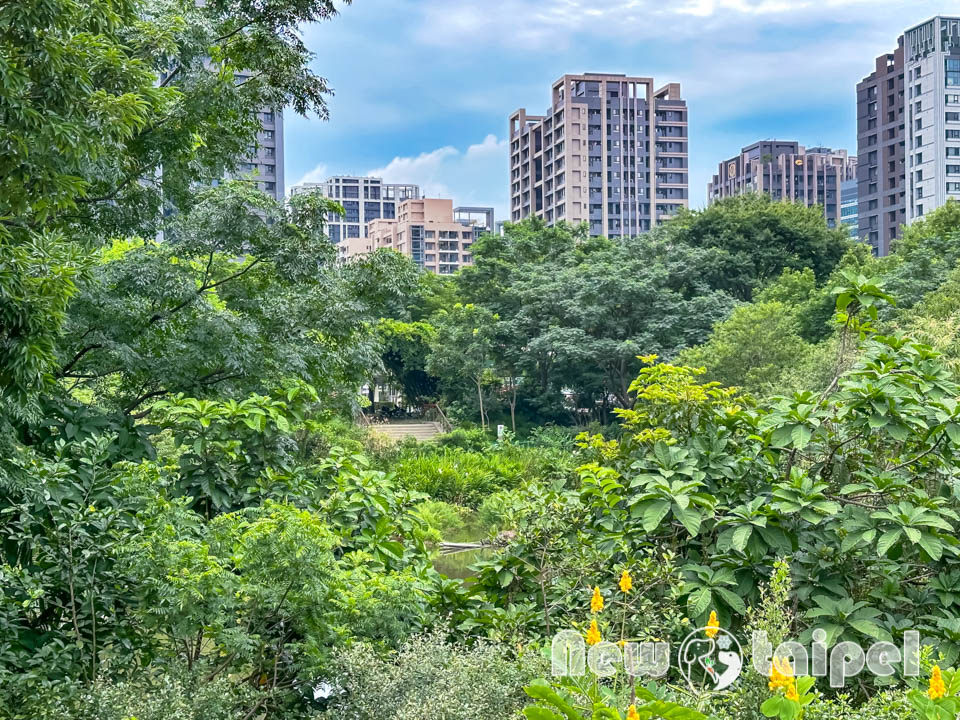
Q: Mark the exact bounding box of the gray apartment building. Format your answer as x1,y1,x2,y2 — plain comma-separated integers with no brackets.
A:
708,141,857,228
858,16,960,255
290,176,420,244
857,35,907,255
509,72,689,238
231,106,284,201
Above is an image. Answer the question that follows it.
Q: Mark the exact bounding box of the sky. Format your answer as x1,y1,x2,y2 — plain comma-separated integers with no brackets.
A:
286,0,952,220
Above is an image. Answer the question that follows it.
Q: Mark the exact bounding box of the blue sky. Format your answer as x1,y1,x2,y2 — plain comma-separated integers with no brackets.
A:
286,0,949,220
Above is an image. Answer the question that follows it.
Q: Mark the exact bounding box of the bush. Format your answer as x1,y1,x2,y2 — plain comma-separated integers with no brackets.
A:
326,631,547,720
25,665,255,720
436,427,493,451
412,499,470,541
393,445,577,507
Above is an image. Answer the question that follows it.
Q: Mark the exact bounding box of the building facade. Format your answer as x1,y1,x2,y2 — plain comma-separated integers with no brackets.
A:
509,72,688,238
340,198,475,274
857,39,907,256
858,16,960,255
290,176,420,244
708,141,857,228
240,107,284,201
841,179,860,239
904,17,960,229
453,206,495,240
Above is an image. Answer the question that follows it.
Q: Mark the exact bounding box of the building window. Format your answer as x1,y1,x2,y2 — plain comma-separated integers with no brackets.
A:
948,130,960,140
948,183,960,193
948,59,960,87
948,94,960,104
948,112,960,123
948,148,960,157
948,165,960,175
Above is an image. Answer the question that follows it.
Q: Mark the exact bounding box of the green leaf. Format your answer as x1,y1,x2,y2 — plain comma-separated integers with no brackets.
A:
687,587,712,618
642,500,672,533
877,529,902,557
731,524,752,552
791,424,812,449
673,505,703,537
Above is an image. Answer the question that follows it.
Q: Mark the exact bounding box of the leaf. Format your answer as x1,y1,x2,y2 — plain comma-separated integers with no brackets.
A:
946,423,960,446
760,696,783,718
687,587,712,618
918,533,944,561
642,500,672,533
731,524,752,552
791,424,812,450
522,709,565,720
877,529,902,557
848,618,885,640
673,505,703,537
715,586,748,614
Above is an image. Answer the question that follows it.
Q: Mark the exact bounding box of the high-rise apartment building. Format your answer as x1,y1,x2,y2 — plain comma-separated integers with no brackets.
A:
904,17,960,226
708,141,856,228
340,198,475,274
290,176,420,244
841,179,860,240
230,73,284,201
509,72,688,237
858,17,960,256
232,106,284,201
857,38,906,255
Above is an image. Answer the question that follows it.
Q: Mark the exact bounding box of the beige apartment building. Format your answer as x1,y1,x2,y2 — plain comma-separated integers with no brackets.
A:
708,140,857,229
509,72,689,238
339,198,475,274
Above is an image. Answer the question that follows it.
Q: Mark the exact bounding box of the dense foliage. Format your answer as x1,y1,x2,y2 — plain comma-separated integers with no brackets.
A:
7,0,960,717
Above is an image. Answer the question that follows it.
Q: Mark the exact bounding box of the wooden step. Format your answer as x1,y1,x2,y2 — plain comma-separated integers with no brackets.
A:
369,422,444,441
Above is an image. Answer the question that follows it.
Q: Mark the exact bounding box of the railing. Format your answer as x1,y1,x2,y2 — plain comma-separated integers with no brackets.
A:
425,403,453,433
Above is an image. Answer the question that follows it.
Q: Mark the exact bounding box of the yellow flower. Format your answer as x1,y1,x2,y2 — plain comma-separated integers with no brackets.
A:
785,681,799,702
769,656,795,692
591,586,605,614
929,665,947,700
626,705,640,720
705,610,719,638
619,569,633,594
585,619,602,646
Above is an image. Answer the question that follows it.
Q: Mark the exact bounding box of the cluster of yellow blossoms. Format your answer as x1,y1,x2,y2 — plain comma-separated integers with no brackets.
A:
769,656,799,702
705,610,719,639
625,704,640,720
583,570,632,647
928,665,946,700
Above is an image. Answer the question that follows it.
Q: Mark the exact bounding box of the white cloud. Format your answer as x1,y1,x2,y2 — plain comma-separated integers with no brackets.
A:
366,134,509,219
292,162,329,188
413,0,938,47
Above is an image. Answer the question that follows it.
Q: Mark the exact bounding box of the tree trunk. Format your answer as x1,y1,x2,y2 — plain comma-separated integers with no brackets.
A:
476,377,486,431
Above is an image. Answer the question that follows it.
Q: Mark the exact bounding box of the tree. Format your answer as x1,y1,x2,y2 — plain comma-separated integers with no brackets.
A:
427,304,498,430
676,301,816,397
53,183,415,416
377,319,439,406
654,193,852,301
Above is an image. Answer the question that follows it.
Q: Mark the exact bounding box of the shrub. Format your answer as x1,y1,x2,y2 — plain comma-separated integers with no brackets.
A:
24,665,255,720
392,445,576,507
436,427,493,451
412,499,470,541
326,631,547,720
